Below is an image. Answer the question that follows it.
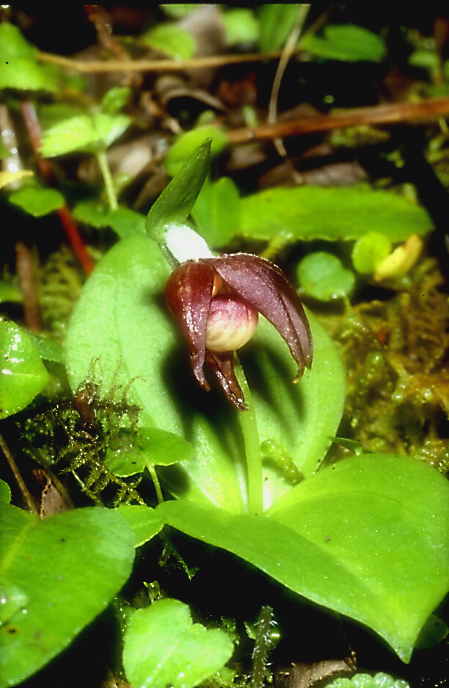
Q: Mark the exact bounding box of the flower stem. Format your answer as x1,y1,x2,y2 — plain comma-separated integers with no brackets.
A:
96,150,118,210
147,464,164,504
234,355,264,515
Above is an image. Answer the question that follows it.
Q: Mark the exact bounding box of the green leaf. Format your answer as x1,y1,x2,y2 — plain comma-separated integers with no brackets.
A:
0,318,50,419
40,113,131,157
223,8,259,46
146,140,211,242
328,674,409,688
73,201,146,237
27,334,65,364
8,186,64,217
297,252,355,301
123,598,234,688
0,23,36,61
0,479,11,504
258,4,301,53
157,454,449,663
101,86,131,115
351,232,392,274
65,233,345,511
191,176,240,247
0,506,135,687
164,128,228,177
0,60,59,92
107,428,193,476
0,24,59,91
300,24,387,63
239,186,433,243
0,281,22,304
141,24,196,60
117,505,165,547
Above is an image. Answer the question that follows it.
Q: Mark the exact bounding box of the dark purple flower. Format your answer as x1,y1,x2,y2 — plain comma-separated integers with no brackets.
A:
165,253,313,410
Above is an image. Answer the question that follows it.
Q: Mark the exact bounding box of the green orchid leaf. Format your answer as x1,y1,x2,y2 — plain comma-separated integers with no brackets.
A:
191,176,240,248
123,598,234,688
73,201,146,237
65,233,345,511
40,113,131,157
117,505,165,547
146,140,211,243
0,318,50,419
141,24,196,60
157,454,449,663
0,506,135,687
8,186,64,217
297,252,355,301
300,24,387,63
239,186,433,243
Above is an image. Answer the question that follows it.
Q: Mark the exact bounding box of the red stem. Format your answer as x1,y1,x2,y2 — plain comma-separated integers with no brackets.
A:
20,100,94,274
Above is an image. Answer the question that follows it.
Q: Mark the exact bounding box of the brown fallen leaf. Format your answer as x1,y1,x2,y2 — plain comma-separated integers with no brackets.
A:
274,653,356,688
32,468,72,519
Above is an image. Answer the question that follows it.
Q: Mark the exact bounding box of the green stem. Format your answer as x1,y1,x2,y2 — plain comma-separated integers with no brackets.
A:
96,150,118,210
234,355,264,515
147,464,164,504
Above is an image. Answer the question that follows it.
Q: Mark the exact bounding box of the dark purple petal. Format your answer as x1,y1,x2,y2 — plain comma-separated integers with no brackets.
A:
165,261,215,389
206,253,312,380
205,350,248,411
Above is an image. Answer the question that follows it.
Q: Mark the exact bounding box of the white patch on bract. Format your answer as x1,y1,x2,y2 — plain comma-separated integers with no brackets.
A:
163,222,214,264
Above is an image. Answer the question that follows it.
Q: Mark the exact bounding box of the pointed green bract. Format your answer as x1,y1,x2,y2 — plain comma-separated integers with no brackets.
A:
146,139,212,243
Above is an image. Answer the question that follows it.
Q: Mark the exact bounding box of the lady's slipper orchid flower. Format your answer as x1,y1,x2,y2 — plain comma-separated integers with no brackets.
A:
165,252,313,411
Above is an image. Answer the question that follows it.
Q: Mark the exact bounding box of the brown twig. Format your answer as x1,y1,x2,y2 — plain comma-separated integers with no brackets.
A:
19,100,94,275
226,97,449,144
0,431,39,516
37,48,285,73
268,4,311,157
15,240,40,332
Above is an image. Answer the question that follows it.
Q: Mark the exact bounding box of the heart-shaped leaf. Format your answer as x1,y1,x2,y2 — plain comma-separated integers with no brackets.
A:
156,455,449,662
117,505,165,547
123,598,234,688
0,506,135,687
0,317,50,419
40,113,131,157
9,186,65,217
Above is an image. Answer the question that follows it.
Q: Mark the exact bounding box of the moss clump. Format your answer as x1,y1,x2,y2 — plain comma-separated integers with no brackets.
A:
336,259,449,472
